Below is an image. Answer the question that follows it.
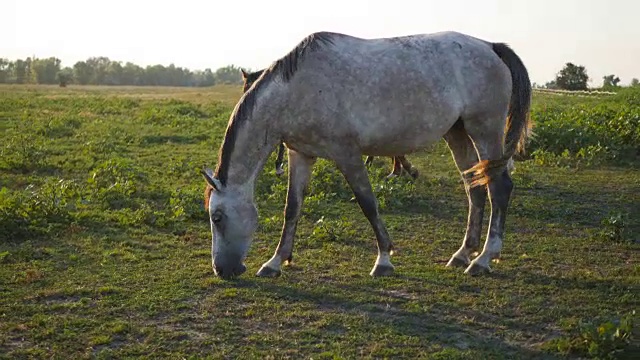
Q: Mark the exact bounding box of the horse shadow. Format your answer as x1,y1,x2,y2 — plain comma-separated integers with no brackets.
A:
226,276,563,359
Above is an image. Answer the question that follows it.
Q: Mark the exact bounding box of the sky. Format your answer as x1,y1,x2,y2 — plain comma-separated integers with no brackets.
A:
3,0,639,86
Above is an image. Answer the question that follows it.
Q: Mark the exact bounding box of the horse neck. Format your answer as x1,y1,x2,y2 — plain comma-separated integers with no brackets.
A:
220,89,283,192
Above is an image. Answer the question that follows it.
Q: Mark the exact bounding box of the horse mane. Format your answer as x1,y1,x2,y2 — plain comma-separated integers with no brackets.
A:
204,184,213,211
214,32,336,185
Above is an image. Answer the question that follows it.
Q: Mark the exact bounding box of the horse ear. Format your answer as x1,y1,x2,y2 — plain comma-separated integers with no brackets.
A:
240,69,248,79
200,168,222,192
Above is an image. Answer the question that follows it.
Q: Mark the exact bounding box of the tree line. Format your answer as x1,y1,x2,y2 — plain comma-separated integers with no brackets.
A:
537,62,639,91
0,56,247,87
1,56,638,91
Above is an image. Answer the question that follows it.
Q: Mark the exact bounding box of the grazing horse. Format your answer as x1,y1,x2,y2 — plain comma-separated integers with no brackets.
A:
240,68,419,179
202,31,531,279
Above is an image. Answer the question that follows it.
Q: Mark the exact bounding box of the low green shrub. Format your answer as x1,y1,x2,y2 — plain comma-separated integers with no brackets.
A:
542,311,637,359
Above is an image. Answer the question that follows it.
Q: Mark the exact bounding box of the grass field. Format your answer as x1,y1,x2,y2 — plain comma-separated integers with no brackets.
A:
0,84,638,359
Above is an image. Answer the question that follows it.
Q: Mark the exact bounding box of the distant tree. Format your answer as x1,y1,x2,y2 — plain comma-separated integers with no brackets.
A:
122,62,144,85
86,57,111,84
602,74,621,90
105,61,123,85
191,68,216,87
214,65,243,84
56,67,73,87
631,78,639,87
555,63,589,90
204,68,216,86
164,63,192,87
14,59,28,84
24,57,38,84
73,61,93,85
31,57,62,84
144,64,167,86
544,80,558,89
0,58,11,83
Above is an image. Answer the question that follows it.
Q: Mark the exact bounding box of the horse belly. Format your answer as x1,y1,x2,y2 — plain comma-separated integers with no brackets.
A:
357,113,458,156
349,85,462,156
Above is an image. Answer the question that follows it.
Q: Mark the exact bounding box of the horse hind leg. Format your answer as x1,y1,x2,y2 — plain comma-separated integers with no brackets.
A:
274,143,286,176
386,157,403,179
464,164,512,275
443,120,487,269
365,156,375,167
462,117,513,276
507,157,516,174
398,156,419,179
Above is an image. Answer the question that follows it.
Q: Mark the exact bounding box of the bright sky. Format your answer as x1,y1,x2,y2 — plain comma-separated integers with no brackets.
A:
3,0,639,86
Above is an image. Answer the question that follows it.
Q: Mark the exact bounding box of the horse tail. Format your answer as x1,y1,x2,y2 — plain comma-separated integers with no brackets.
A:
465,42,532,187
493,42,532,159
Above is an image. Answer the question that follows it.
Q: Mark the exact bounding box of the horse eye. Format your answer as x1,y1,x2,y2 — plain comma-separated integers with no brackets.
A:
212,210,223,223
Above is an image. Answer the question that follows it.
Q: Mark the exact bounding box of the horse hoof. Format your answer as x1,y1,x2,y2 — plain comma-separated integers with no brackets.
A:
386,173,399,180
464,262,491,276
409,169,419,179
275,168,285,176
446,256,469,268
256,266,281,278
370,264,395,277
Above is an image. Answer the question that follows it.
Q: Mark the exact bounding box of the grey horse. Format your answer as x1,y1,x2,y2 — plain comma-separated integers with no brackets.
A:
202,30,531,279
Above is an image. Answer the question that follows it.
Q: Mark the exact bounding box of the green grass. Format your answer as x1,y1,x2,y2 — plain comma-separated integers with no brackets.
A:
1,84,638,359
529,89,640,167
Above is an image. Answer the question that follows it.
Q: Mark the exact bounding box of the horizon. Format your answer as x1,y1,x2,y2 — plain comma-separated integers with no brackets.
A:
4,0,639,86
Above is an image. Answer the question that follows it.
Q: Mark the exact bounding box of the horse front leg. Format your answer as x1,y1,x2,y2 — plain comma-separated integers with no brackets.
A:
334,154,395,277
257,150,315,277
